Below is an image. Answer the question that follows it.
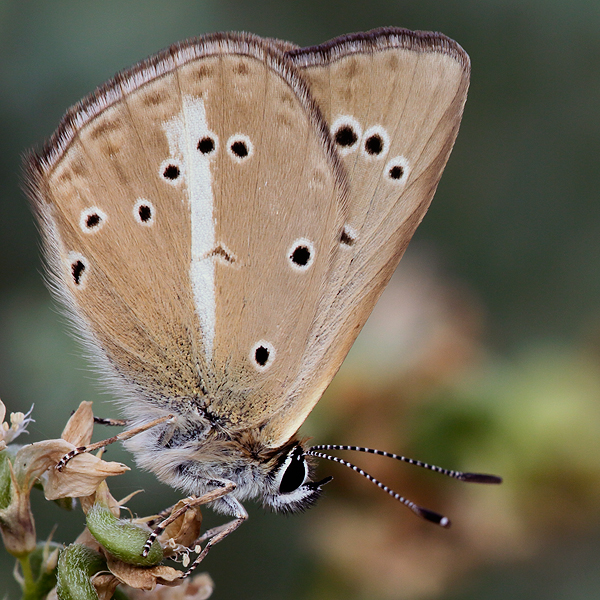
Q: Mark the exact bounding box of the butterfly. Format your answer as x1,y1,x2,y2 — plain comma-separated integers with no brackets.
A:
25,27,499,573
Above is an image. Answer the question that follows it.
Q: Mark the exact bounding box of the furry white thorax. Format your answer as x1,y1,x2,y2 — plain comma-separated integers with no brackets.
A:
163,96,216,361
122,408,321,516
124,414,259,514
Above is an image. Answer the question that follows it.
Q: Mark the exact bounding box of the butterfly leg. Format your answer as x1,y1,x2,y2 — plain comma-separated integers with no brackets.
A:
194,521,235,544
93,416,129,426
146,502,180,528
56,414,174,470
141,483,236,556
182,495,248,578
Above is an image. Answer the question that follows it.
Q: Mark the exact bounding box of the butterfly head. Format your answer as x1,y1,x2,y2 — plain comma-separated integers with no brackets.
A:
262,444,333,514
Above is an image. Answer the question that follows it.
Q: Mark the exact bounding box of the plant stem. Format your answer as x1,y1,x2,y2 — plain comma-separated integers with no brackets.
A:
19,554,37,600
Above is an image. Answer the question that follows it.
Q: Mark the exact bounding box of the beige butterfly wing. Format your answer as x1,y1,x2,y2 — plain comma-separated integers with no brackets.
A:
25,34,348,431
260,28,471,446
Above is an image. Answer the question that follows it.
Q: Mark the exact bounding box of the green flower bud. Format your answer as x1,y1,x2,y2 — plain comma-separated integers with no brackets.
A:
56,544,106,600
86,503,163,566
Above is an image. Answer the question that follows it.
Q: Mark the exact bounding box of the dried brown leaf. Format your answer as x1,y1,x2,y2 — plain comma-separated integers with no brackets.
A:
106,555,182,589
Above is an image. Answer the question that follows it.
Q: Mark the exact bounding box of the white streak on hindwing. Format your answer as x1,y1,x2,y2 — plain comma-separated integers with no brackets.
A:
163,96,216,360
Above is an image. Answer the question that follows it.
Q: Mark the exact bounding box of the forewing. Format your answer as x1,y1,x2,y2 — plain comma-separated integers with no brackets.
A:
25,34,347,429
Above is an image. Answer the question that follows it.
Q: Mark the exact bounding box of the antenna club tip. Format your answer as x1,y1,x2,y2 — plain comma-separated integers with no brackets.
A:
415,507,451,528
461,473,503,484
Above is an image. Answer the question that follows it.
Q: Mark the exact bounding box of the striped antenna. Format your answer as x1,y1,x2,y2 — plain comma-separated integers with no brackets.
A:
306,445,502,528
308,445,502,484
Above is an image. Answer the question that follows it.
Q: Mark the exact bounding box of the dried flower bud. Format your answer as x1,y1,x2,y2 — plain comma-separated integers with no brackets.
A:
0,451,36,556
156,499,203,551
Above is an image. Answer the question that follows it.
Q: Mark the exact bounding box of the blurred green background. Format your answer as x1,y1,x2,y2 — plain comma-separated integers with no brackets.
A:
1,1,600,599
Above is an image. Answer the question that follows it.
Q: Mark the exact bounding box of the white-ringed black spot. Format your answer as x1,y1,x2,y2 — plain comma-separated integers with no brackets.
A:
330,116,362,155
79,207,107,233
288,239,314,270
163,164,180,179
365,134,383,155
292,246,310,265
231,141,248,157
67,253,88,287
197,136,216,155
390,165,404,179
133,198,155,226
385,156,410,184
362,125,389,159
139,205,151,221
340,224,357,247
335,125,358,147
159,158,184,185
86,213,100,227
255,346,269,366
227,134,253,162
72,261,85,285
250,340,275,371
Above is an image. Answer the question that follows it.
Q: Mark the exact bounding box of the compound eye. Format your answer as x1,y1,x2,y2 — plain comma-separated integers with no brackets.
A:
279,448,308,494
